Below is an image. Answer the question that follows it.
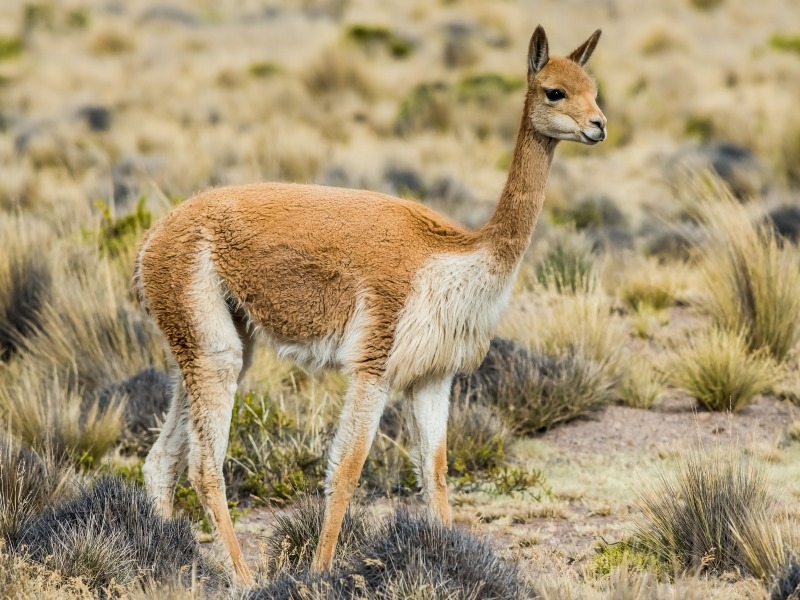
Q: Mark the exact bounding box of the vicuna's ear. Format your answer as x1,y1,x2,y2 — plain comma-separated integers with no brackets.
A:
528,26,549,75
568,29,602,67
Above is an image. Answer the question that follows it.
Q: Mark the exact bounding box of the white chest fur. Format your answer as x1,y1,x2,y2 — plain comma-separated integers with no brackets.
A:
386,248,515,390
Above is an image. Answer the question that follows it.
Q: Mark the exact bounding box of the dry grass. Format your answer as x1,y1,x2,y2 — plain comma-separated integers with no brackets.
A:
618,356,667,409
524,293,625,367
617,258,684,312
0,369,124,465
692,181,800,362
670,327,777,413
635,447,787,578
0,437,73,546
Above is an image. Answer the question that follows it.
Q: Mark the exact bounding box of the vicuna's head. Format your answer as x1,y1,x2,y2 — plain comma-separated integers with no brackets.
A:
525,26,606,145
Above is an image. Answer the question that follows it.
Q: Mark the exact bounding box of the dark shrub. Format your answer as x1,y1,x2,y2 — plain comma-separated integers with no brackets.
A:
453,338,614,433
264,494,376,574
0,253,50,360
100,367,172,436
15,476,215,590
354,508,526,599
557,195,627,231
250,508,527,599
772,555,800,600
768,205,800,243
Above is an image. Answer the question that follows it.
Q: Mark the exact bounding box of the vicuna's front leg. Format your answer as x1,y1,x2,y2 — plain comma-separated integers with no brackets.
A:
312,374,388,572
409,376,453,523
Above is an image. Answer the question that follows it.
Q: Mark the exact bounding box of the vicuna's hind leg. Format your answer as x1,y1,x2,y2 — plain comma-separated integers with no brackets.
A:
182,316,253,585
408,376,453,523
312,374,388,572
143,377,190,517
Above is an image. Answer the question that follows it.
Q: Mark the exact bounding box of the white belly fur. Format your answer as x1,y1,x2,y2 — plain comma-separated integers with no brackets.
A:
386,247,515,390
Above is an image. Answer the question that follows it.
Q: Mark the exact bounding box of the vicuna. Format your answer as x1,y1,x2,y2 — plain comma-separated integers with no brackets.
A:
133,25,606,583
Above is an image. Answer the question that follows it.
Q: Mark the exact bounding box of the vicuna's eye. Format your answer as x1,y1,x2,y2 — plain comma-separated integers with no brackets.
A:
545,88,565,101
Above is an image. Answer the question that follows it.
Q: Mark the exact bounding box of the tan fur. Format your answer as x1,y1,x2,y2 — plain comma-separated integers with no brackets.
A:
133,25,606,583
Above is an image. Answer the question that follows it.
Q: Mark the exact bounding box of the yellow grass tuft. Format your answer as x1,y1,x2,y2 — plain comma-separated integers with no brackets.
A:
671,327,777,413
692,180,800,362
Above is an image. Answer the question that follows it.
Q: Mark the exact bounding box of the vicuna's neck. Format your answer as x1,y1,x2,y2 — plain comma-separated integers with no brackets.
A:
480,94,557,271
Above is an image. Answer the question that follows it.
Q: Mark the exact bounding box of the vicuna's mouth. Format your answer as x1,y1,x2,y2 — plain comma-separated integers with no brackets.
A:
581,129,605,144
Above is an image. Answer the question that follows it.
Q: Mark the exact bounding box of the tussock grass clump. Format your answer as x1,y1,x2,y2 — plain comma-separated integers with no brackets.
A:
528,293,623,367
395,82,453,136
693,183,800,362
671,328,776,412
618,358,666,409
19,262,162,399
454,338,615,433
618,258,682,311
264,494,376,574
302,48,376,99
252,507,527,599
635,448,785,578
0,438,72,546
15,476,214,591
0,370,124,465
535,237,595,295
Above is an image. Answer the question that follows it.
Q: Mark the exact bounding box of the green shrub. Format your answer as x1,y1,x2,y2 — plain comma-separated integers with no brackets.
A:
0,37,23,61
455,73,524,105
553,195,627,231
345,24,414,59
96,196,152,257
769,33,800,54
587,538,666,579
689,0,725,9
395,83,453,136
248,61,281,78
671,328,776,412
225,392,327,504
446,399,510,477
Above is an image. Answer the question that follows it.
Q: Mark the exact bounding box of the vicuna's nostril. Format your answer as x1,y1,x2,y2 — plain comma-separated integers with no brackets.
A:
591,119,605,131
